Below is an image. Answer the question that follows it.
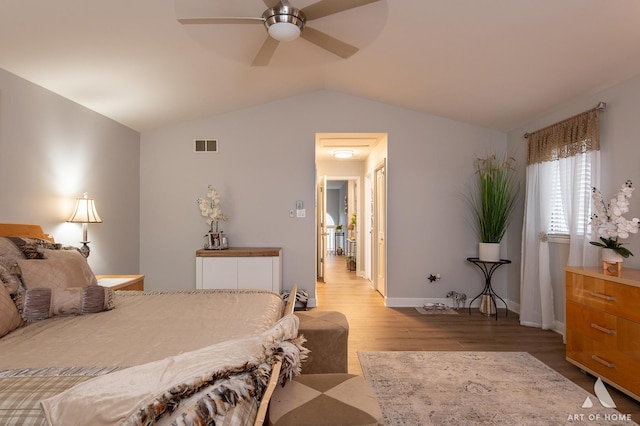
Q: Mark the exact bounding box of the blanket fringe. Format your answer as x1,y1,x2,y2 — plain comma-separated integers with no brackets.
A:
122,336,309,426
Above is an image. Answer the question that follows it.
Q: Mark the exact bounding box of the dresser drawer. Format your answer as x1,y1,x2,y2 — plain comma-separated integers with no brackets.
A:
566,272,640,323
604,280,640,323
566,302,640,395
567,302,640,358
566,272,606,308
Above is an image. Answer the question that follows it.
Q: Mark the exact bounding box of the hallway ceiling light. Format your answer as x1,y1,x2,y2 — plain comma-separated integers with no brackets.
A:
333,149,354,159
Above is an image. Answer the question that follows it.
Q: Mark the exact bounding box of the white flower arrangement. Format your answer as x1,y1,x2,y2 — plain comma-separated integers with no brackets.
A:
196,185,228,233
590,180,640,258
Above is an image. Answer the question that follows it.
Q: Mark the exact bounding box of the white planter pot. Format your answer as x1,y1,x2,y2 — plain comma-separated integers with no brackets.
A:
479,243,501,262
601,248,624,263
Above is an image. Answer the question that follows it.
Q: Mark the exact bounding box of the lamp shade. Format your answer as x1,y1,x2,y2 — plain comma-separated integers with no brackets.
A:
68,193,102,224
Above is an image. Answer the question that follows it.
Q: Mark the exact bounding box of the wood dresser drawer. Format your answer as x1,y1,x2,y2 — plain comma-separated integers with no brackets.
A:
565,267,640,401
566,302,640,383
566,270,640,323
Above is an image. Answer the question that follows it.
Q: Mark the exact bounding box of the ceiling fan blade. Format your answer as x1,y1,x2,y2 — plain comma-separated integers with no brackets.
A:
251,37,280,66
178,17,264,25
300,26,358,59
301,0,381,21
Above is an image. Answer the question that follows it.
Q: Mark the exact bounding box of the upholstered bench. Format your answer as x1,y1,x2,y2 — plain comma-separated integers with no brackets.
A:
267,373,383,426
296,311,349,374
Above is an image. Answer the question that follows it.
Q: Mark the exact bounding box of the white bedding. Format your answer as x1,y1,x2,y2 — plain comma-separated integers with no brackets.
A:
0,289,284,370
40,315,301,426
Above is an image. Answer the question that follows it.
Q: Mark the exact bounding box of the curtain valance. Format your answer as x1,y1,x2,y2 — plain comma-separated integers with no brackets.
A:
526,108,600,165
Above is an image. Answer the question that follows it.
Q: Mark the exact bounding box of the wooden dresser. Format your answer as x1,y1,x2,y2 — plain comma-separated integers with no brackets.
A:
565,266,640,401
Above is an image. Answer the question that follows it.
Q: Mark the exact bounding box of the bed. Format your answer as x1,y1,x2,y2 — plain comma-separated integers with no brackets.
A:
0,224,302,426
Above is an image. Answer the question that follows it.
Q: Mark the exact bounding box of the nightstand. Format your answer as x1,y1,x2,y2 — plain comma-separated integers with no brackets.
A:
96,274,144,291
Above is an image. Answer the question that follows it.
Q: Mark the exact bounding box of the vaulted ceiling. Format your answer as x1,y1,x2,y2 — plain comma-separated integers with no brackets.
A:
1,0,639,133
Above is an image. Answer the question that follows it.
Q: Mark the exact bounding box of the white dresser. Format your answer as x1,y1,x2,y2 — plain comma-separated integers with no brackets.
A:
195,247,282,292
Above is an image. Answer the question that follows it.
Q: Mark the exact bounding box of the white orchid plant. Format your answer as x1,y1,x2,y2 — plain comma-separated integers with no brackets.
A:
196,185,228,234
590,180,640,258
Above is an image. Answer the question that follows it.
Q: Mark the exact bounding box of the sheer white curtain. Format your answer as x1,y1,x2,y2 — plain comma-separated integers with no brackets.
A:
520,162,555,329
560,152,600,267
520,108,601,329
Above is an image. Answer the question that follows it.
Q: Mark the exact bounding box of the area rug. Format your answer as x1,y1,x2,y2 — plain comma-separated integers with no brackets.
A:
358,351,638,426
415,303,458,315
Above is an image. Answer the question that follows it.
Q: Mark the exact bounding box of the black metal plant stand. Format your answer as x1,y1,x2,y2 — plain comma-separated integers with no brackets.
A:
466,257,511,320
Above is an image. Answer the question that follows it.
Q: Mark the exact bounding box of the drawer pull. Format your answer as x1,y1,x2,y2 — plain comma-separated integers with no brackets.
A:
591,355,615,369
590,323,615,335
589,292,616,301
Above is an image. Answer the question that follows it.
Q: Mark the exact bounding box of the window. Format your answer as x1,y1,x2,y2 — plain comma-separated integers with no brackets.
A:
548,153,592,236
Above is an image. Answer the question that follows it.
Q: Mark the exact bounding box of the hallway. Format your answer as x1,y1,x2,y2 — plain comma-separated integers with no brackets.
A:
313,255,640,415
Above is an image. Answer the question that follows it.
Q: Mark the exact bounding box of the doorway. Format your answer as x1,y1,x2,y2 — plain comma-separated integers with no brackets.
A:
315,133,388,297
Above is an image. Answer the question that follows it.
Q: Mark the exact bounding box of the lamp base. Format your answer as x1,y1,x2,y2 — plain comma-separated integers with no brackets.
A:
78,241,91,258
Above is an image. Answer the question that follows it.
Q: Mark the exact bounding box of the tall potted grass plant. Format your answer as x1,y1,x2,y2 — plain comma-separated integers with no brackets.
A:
467,154,520,261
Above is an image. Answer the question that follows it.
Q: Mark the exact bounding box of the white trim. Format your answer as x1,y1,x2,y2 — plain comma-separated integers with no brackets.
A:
385,296,521,312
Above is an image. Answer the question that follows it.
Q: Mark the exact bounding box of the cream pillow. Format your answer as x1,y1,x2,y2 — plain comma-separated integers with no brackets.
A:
0,282,22,337
17,250,97,290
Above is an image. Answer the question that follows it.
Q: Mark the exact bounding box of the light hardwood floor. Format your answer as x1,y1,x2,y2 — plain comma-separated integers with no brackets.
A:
313,254,640,418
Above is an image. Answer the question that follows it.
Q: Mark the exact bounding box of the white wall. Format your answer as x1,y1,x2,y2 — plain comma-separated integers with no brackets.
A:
0,68,140,275
140,91,508,306
507,74,640,327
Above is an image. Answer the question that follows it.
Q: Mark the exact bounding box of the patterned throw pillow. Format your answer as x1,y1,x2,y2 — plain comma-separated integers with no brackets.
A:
0,237,28,295
4,237,48,259
0,262,22,296
17,250,97,290
0,237,24,262
19,285,115,323
0,281,23,336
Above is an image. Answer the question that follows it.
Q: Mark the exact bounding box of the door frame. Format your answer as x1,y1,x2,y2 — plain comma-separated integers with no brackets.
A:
316,175,327,282
373,160,387,297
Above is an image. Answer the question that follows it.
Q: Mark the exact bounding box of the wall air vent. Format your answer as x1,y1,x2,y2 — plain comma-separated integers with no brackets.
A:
194,139,218,153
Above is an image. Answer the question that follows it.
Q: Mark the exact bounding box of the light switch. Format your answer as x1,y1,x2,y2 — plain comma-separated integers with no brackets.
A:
296,209,306,218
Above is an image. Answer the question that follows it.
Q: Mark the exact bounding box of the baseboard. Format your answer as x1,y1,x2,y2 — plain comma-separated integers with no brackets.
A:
385,297,522,313
384,297,472,308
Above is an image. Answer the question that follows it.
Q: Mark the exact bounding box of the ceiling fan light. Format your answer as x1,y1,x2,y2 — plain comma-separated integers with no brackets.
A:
263,5,305,42
333,149,354,159
268,22,301,42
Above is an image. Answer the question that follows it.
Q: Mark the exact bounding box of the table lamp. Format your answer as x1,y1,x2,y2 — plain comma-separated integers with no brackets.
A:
67,192,102,258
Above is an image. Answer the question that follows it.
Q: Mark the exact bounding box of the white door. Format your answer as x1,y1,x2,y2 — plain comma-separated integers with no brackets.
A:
317,176,327,281
374,163,387,296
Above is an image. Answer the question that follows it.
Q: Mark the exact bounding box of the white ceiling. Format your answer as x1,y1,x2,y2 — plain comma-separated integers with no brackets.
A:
1,1,640,133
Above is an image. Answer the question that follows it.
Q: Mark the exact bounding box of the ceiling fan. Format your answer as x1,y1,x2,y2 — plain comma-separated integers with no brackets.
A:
178,0,381,66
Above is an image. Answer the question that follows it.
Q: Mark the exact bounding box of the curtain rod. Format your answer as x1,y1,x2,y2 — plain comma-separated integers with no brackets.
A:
523,101,606,139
